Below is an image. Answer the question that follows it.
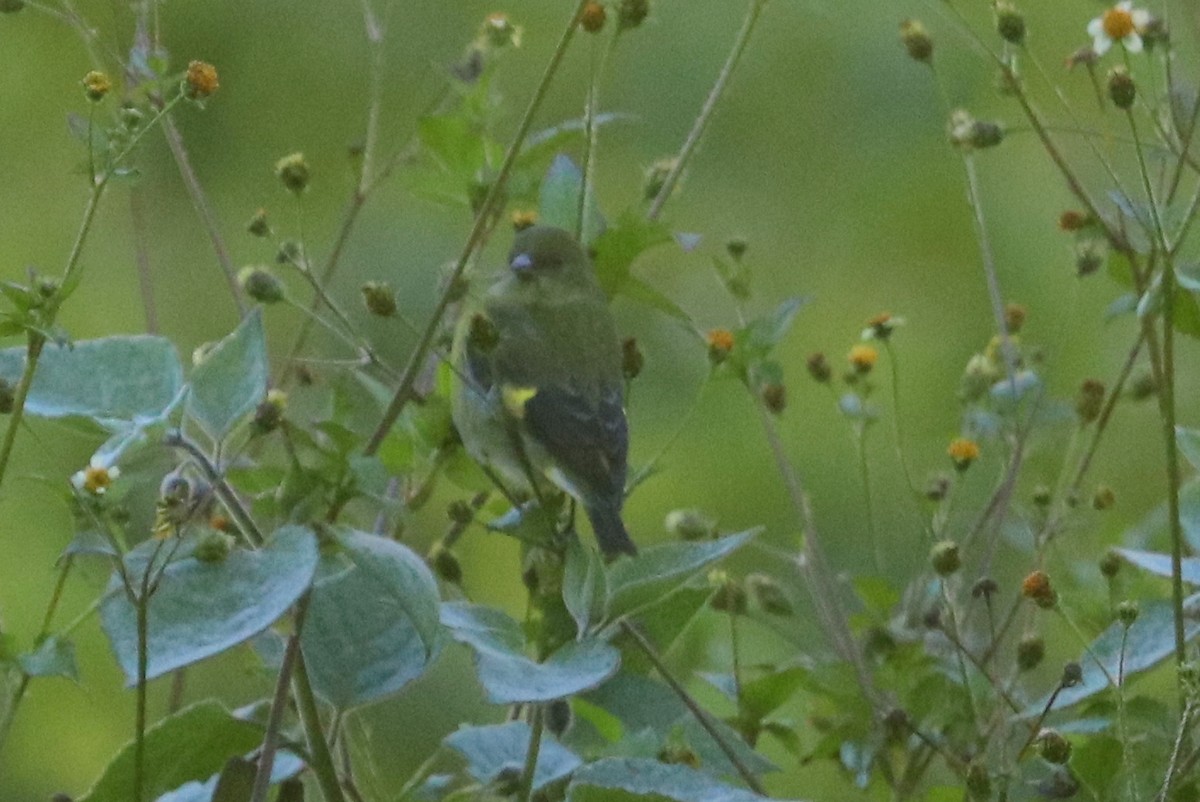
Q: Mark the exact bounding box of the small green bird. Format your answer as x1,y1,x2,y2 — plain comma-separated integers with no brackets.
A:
451,225,636,558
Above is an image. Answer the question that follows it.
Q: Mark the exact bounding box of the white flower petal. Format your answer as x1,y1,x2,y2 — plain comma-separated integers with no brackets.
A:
1087,17,1104,37
1131,9,1152,27
1116,0,1133,11
1093,35,1113,55
71,471,85,490
1123,33,1144,53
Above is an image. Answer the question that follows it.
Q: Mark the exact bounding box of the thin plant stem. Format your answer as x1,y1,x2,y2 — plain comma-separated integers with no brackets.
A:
755,401,876,705
133,539,168,802
647,0,768,221
1158,701,1196,801
0,331,45,491
517,705,544,802
165,433,265,548
292,652,346,802
364,0,592,456
856,428,880,573
619,620,768,795
130,188,159,333
959,153,1018,390
158,113,247,317
1124,104,1188,667
250,595,311,802
1116,624,1139,802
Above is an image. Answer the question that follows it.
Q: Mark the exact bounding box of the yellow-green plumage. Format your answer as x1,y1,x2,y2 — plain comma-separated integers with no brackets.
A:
451,226,636,558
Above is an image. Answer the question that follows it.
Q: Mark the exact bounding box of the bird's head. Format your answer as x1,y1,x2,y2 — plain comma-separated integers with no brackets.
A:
506,226,594,289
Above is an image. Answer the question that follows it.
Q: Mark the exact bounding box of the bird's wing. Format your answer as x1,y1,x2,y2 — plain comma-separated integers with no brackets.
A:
521,382,628,501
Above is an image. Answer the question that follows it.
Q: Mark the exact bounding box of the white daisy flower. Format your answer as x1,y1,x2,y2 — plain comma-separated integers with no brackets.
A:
1087,2,1151,55
71,456,120,495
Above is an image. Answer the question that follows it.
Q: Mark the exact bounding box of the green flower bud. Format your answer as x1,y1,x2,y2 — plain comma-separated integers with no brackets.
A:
1036,728,1072,765
275,240,302,265
246,208,270,237
925,473,951,502
747,573,793,616
806,352,832,383
1099,550,1121,579
238,266,285,304
899,19,933,63
1117,600,1139,627
428,542,463,585
930,540,961,576
760,382,787,415
1128,372,1157,401
1032,484,1052,507
0,0,25,13
643,157,676,201
995,2,1026,45
194,529,234,563
361,281,397,318
665,508,717,541
1092,485,1115,510
1017,634,1045,671
1108,67,1136,110
1061,661,1083,687
617,0,649,31
275,152,310,194
709,571,747,615
252,389,287,435
657,744,700,767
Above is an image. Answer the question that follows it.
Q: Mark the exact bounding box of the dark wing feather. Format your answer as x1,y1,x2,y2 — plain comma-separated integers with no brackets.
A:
522,382,628,502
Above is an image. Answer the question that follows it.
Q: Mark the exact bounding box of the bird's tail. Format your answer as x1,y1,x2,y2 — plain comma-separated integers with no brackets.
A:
585,501,637,559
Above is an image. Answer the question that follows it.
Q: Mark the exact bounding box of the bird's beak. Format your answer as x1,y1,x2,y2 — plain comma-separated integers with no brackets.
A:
509,252,534,279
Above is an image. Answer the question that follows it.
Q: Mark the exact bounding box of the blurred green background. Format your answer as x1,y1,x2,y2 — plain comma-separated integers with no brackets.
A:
2,0,1199,799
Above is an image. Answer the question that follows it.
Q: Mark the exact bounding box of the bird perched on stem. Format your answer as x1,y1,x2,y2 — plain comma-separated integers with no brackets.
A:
451,225,636,558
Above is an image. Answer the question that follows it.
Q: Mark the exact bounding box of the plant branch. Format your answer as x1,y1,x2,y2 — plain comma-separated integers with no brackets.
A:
619,620,768,795
647,0,768,221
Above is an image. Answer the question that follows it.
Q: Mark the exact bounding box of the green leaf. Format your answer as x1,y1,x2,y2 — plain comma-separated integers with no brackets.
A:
186,309,269,441
301,529,444,709
617,276,691,323
17,635,78,681
77,701,263,802
563,536,607,635
441,602,620,704
538,154,605,240
567,758,785,802
100,525,319,683
1113,548,1200,584
606,530,759,621
1024,600,1200,714
738,298,805,359
419,114,486,178
210,757,255,802
0,335,183,420
157,753,305,802
444,721,582,791
518,113,629,170
739,666,807,723
1179,427,1200,471
592,211,673,297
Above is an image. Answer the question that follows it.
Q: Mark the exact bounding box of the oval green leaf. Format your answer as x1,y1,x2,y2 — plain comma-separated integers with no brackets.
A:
100,525,318,683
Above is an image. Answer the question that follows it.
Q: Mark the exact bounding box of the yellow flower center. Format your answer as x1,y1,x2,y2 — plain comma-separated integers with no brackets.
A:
83,465,114,493
848,344,879,371
1102,8,1135,40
